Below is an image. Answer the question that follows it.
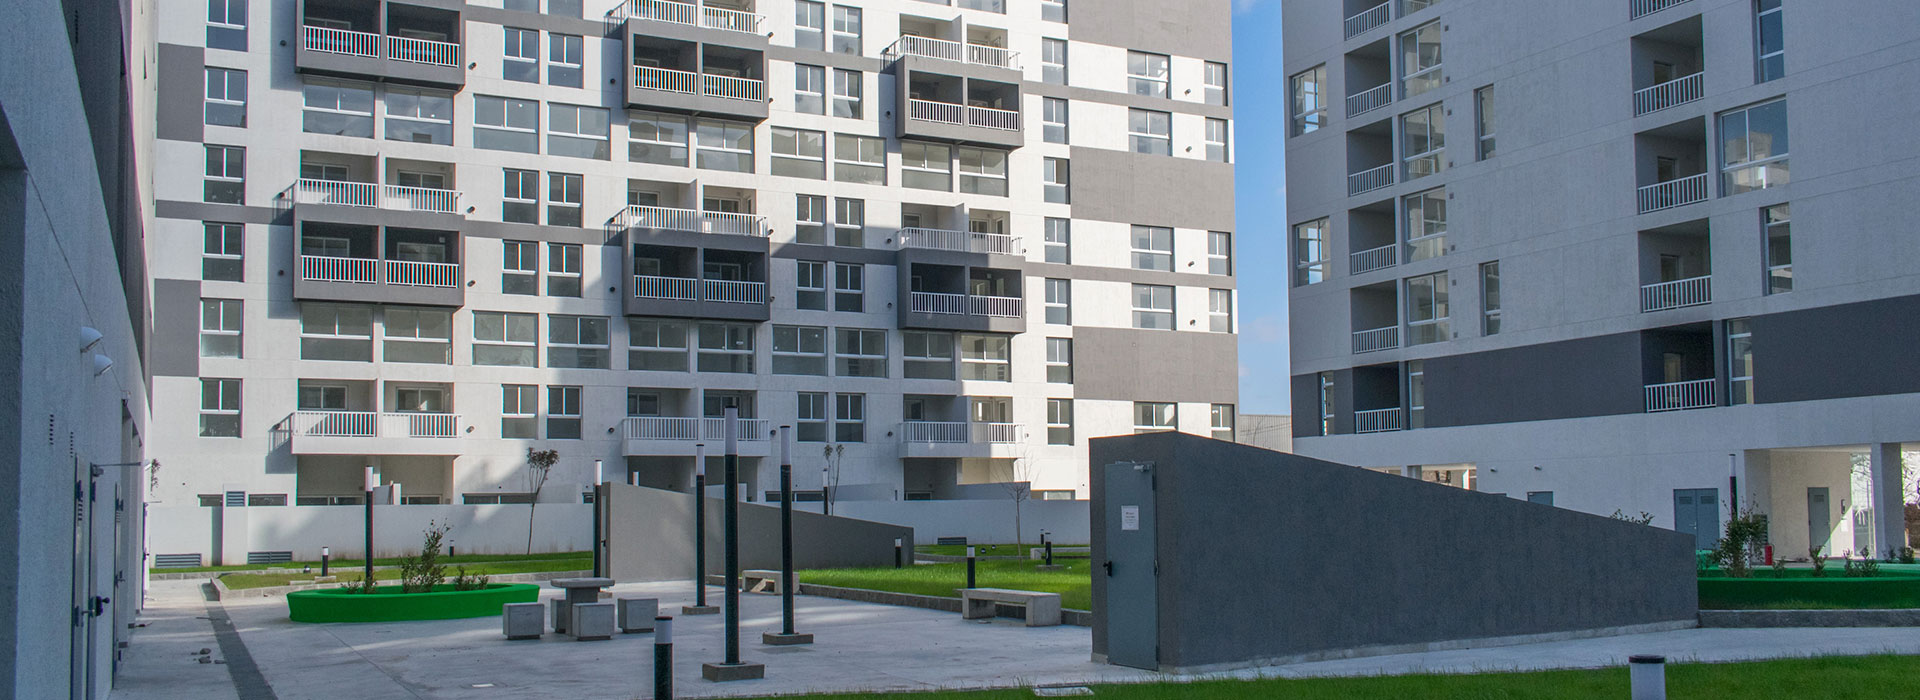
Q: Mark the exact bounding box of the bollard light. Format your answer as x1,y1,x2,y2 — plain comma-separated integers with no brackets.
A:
654,616,675,700
966,546,977,589
1629,655,1667,700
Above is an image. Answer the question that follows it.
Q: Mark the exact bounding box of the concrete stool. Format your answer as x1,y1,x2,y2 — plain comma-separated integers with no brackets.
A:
617,597,658,633
571,602,616,641
549,598,569,633
502,603,544,640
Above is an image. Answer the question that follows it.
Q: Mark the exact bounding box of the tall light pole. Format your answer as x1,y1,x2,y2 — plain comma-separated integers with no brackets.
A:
764,426,811,645
683,443,715,615
702,404,763,681
592,459,603,577
362,465,375,590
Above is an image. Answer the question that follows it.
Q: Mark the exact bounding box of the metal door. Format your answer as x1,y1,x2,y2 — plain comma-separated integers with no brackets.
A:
70,458,97,700
1673,488,1718,550
1807,487,1830,556
1527,491,1554,506
1102,461,1156,671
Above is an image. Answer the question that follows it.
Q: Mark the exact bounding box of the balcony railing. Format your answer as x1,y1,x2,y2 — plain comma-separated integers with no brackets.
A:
969,294,1022,317
387,35,459,67
1640,275,1711,312
897,227,1023,255
633,274,700,301
1346,83,1393,119
910,291,968,315
615,204,768,236
907,99,964,125
302,255,378,284
1344,2,1391,39
968,105,1021,131
1348,163,1396,196
304,25,379,58
703,73,765,102
385,260,460,288
622,416,772,441
898,421,1024,444
610,0,766,33
1350,244,1398,275
290,411,460,439
632,66,767,102
884,35,1020,70
1636,173,1709,214
1354,408,1404,434
293,179,461,214
1352,326,1400,354
1630,0,1693,21
1645,378,1715,413
1633,72,1704,116
704,279,767,304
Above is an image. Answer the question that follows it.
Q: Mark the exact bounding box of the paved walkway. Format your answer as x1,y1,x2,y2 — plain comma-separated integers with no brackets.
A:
112,579,1920,700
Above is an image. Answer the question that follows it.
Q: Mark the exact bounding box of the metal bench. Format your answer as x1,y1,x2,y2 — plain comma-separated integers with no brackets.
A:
960,588,1061,627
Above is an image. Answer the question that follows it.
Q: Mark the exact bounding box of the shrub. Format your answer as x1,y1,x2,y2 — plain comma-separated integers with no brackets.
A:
452,566,491,591
399,522,451,594
1609,509,1656,526
1842,551,1861,578
1769,556,1789,578
1810,548,1829,577
338,576,377,594
1857,556,1881,578
1714,505,1770,578
1902,547,1917,565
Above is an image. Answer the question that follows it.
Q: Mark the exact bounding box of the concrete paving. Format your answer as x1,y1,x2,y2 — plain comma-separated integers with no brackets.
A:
112,578,1920,700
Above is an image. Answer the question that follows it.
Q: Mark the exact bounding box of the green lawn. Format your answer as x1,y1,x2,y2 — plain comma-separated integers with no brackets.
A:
799,559,1093,610
915,543,1085,557
154,551,590,574
219,558,590,590
753,655,1920,700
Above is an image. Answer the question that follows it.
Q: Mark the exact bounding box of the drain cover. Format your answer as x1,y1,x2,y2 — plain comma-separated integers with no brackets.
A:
1033,687,1093,697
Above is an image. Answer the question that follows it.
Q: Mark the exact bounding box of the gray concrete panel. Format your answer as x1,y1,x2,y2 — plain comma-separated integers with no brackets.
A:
602,483,911,582
150,279,202,378
155,200,282,226
1067,0,1231,63
1752,294,1920,404
1425,332,1643,427
1071,327,1237,403
1066,147,1234,233
156,44,205,143
771,242,899,266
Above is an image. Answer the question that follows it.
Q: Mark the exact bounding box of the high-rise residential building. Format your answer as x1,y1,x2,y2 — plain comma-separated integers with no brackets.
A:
1284,0,1916,556
147,0,1236,542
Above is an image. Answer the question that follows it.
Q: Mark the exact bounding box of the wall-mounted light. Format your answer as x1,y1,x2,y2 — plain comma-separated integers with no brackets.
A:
91,354,114,376
80,327,103,353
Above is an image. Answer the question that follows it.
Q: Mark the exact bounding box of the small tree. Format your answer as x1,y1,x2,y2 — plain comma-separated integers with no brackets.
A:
1608,509,1656,526
399,521,451,593
998,445,1037,550
524,448,560,555
821,444,845,515
1714,504,1769,578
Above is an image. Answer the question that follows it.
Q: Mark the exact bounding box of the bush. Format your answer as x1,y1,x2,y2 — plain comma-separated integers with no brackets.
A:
1609,509,1655,526
399,522,451,594
338,576,377,594
1769,556,1789,578
1810,548,1829,577
1714,505,1769,578
452,566,491,591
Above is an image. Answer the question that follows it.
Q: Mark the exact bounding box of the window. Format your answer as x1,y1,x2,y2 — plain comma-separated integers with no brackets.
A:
1210,404,1235,441
1480,261,1502,335
1031,399,1071,446
794,64,826,114
1041,38,1068,85
200,299,242,358
794,0,824,50
834,198,865,246
548,104,610,159
830,5,861,54
834,393,865,442
1403,187,1447,262
1289,65,1326,136
1044,218,1070,263
203,222,243,281
795,195,827,245
204,145,244,204
500,385,538,438
1764,204,1792,294
772,127,827,179
1406,271,1450,345
1475,86,1496,160
473,311,538,366
1127,109,1171,156
1131,284,1174,330
795,261,827,309
1401,104,1446,180
833,262,864,312
697,322,755,373
1209,289,1233,333
502,239,538,293
1292,218,1327,286
1204,61,1229,106
545,242,582,295
772,325,827,375
958,148,1008,196
629,111,689,165
548,33,583,88
204,67,246,126
546,386,582,439
200,378,241,437
832,69,863,118
385,307,452,364
1042,158,1070,203
833,134,885,184
903,331,954,379
1042,98,1068,144
1043,278,1071,324
1041,0,1066,22
1318,373,1335,435
1045,338,1072,383
503,28,539,82
1728,318,1754,405
1133,402,1175,433
836,328,887,377
1720,99,1789,194
1406,361,1425,429
695,119,754,172
1205,119,1230,163
386,88,453,145
1131,225,1173,271
797,393,828,442
547,315,609,368
959,334,1011,381
502,169,539,224
300,304,373,361
1208,231,1232,275
474,95,539,153
547,173,583,227
901,142,952,191
1400,22,1442,98
629,318,690,371
1755,0,1784,83
206,0,246,51
1127,51,1170,98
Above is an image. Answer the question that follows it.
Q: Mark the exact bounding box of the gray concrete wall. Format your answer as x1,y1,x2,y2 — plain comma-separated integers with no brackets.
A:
603,483,912,583
1089,433,1697,670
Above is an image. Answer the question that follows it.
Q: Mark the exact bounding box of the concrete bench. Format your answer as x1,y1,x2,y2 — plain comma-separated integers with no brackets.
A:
617,597,658,633
960,588,1061,627
1029,547,1091,560
741,569,785,594
502,602,544,640
570,602,615,641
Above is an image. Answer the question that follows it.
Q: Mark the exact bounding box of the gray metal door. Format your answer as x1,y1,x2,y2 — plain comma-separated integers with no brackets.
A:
1673,488,1718,550
1102,461,1156,671
1807,487,1830,556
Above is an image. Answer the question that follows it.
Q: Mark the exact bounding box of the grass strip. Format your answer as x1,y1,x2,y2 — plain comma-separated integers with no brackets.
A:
219,558,590,590
800,559,1093,611
153,550,590,574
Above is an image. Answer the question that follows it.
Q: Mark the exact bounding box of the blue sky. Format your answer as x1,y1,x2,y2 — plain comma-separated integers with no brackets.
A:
1230,0,1290,415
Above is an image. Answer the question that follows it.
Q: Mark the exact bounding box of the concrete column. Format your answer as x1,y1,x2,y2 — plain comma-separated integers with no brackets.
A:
1871,443,1906,558
219,483,249,566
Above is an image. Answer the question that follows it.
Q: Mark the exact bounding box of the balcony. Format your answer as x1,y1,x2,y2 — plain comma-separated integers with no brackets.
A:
1630,0,1693,21
1644,378,1714,412
1354,408,1403,434
293,179,460,214
899,421,1024,459
609,0,765,35
615,205,767,237
629,275,766,304
906,99,1020,132
1634,72,1703,116
621,416,772,457
296,25,464,88
1350,244,1398,275
1636,173,1708,214
1344,2,1390,39
885,35,1020,71
286,411,461,455
1348,163,1395,197
1640,275,1710,312
909,292,1022,318
897,228,1023,256
1346,83,1393,119
1352,326,1399,354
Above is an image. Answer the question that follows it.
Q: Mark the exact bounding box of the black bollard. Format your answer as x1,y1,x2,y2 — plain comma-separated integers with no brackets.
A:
654,616,674,700
320,546,330,578
894,538,903,569
966,546,977,589
683,444,716,615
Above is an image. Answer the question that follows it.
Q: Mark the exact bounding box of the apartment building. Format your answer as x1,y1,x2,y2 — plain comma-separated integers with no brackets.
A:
1284,0,1917,557
148,0,1237,543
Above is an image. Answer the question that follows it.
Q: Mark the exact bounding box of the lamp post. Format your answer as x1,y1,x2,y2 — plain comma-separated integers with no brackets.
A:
702,405,764,681
683,443,716,615
764,426,812,645
592,459,604,577
363,465,375,590
320,546,330,577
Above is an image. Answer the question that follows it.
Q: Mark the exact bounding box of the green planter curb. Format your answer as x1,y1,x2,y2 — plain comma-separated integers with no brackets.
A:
287,583,539,623
1699,571,1920,610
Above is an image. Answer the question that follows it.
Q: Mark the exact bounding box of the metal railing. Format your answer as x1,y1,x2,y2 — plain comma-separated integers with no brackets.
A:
702,73,766,102
303,25,379,58
1348,163,1396,196
1354,408,1404,434
968,105,1020,131
616,204,768,236
1352,326,1400,353
907,99,965,125
969,295,1022,318
290,411,458,438
380,184,460,213
1633,72,1703,116
1636,173,1709,213
897,227,1022,255
703,279,767,304
1345,2,1391,39
885,35,1020,69
387,35,459,67
301,255,378,284
1630,0,1693,20
295,179,461,214
622,416,771,441
1347,83,1393,118
1645,378,1715,413
965,44,1018,70
1640,275,1711,312
633,65,698,94
633,275,700,300
702,5,764,33
1350,244,1398,274
898,421,1023,444
385,260,459,288
612,0,765,33
910,291,968,315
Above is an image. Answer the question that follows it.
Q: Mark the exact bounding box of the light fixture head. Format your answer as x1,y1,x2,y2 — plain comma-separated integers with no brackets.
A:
80,326,103,353
91,353,113,376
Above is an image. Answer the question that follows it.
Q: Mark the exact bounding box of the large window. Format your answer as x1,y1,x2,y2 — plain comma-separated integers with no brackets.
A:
834,198,864,246
502,169,539,224
958,148,1008,196
697,322,754,373
1133,402,1175,433
1211,404,1236,441
200,299,242,358
1405,271,1450,346
547,315,609,368
204,67,247,127
1041,38,1068,85
959,334,1011,381
1401,104,1446,180
1289,65,1326,136
836,328,887,377
1293,218,1327,286
1480,261,1502,335
503,27,539,82
1206,119,1230,163
830,5,861,54
834,393,865,442
204,145,244,204
1209,289,1233,333
1042,158,1070,203
385,307,452,364
1400,22,1442,98
548,104,611,159
901,142,952,191
795,260,827,309
386,88,453,145
1042,0,1066,21
1044,278,1070,324
502,239,537,293
1127,51,1170,97
1728,318,1754,405
629,318,690,371
772,127,827,179
794,0,824,50
200,378,241,437
1475,86,1496,160
203,222,243,281
300,304,373,361
1403,187,1447,262
1128,109,1171,156
1045,337,1072,383
1755,0,1784,83
1318,373,1335,435
797,393,828,442
545,386,582,439
898,331,952,380
1044,218,1070,264
1208,231,1232,275
1131,225,1173,271
502,384,538,438
1204,61,1229,106
548,33,583,87
833,262,864,312
206,0,246,51
1406,361,1425,429
696,119,754,172
474,95,538,153
1132,284,1174,330
795,195,826,245
629,111,688,165
1719,99,1789,194
833,69,863,118
795,64,826,114
473,311,538,366
833,134,884,184
1042,98,1068,144
547,174,583,227
545,243,582,297
773,325,827,375
1047,399,1073,445
1764,204,1792,294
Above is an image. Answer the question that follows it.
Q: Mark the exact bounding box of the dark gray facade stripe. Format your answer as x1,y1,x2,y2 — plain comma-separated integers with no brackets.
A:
0,115,25,697
1753,293,1920,404
1426,332,1643,429
464,6,607,37
156,44,205,143
1063,0,1232,63
1067,146,1235,232
1072,326,1237,403
767,46,889,74
203,599,278,699
156,200,282,225
150,279,201,378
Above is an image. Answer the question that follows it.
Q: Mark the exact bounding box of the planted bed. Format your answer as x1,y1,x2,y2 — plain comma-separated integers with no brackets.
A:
286,583,539,623
1698,568,1920,610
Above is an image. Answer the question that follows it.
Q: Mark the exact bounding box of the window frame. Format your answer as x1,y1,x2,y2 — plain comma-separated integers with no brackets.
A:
1400,104,1446,181
772,126,828,179
203,222,244,281
794,63,826,114
1404,271,1451,345
1293,218,1327,286
1042,157,1069,203
834,327,887,378
1045,337,1072,383
383,307,453,364
696,322,756,373
1399,22,1443,99
1764,204,1792,294
1041,38,1068,85
1210,403,1235,441
1127,108,1171,156
1480,260,1502,335
832,68,863,118
1204,61,1229,106
628,318,691,372
1044,218,1070,264
957,147,1009,196
628,111,690,165
1727,318,1754,405
472,310,540,367
545,314,609,369
1207,231,1232,275
473,95,539,153
834,392,866,442
546,173,583,227
1474,85,1496,160
384,87,454,145
1289,65,1326,136
1208,289,1233,333
1043,278,1071,325
200,298,243,358
546,103,611,159
1130,225,1173,271
545,385,583,439
502,384,538,438
1041,97,1069,144
200,378,242,437
203,144,245,204
1755,0,1784,83
772,325,828,376
833,262,864,312
1127,51,1171,98
900,141,953,192
1718,98,1790,195
958,333,1011,381
1131,283,1174,330
1132,401,1175,434
830,5,861,55
832,134,885,184
1047,398,1074,445
204,66,247,127
503,27,540,82
694,119,755,173
1403,187,1447,262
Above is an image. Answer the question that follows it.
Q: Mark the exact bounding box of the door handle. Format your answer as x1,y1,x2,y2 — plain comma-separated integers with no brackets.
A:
1102,560,1113,576
91,596,110,616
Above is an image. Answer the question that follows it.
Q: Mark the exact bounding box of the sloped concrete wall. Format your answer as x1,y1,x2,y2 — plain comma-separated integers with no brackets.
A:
604,484,912,583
